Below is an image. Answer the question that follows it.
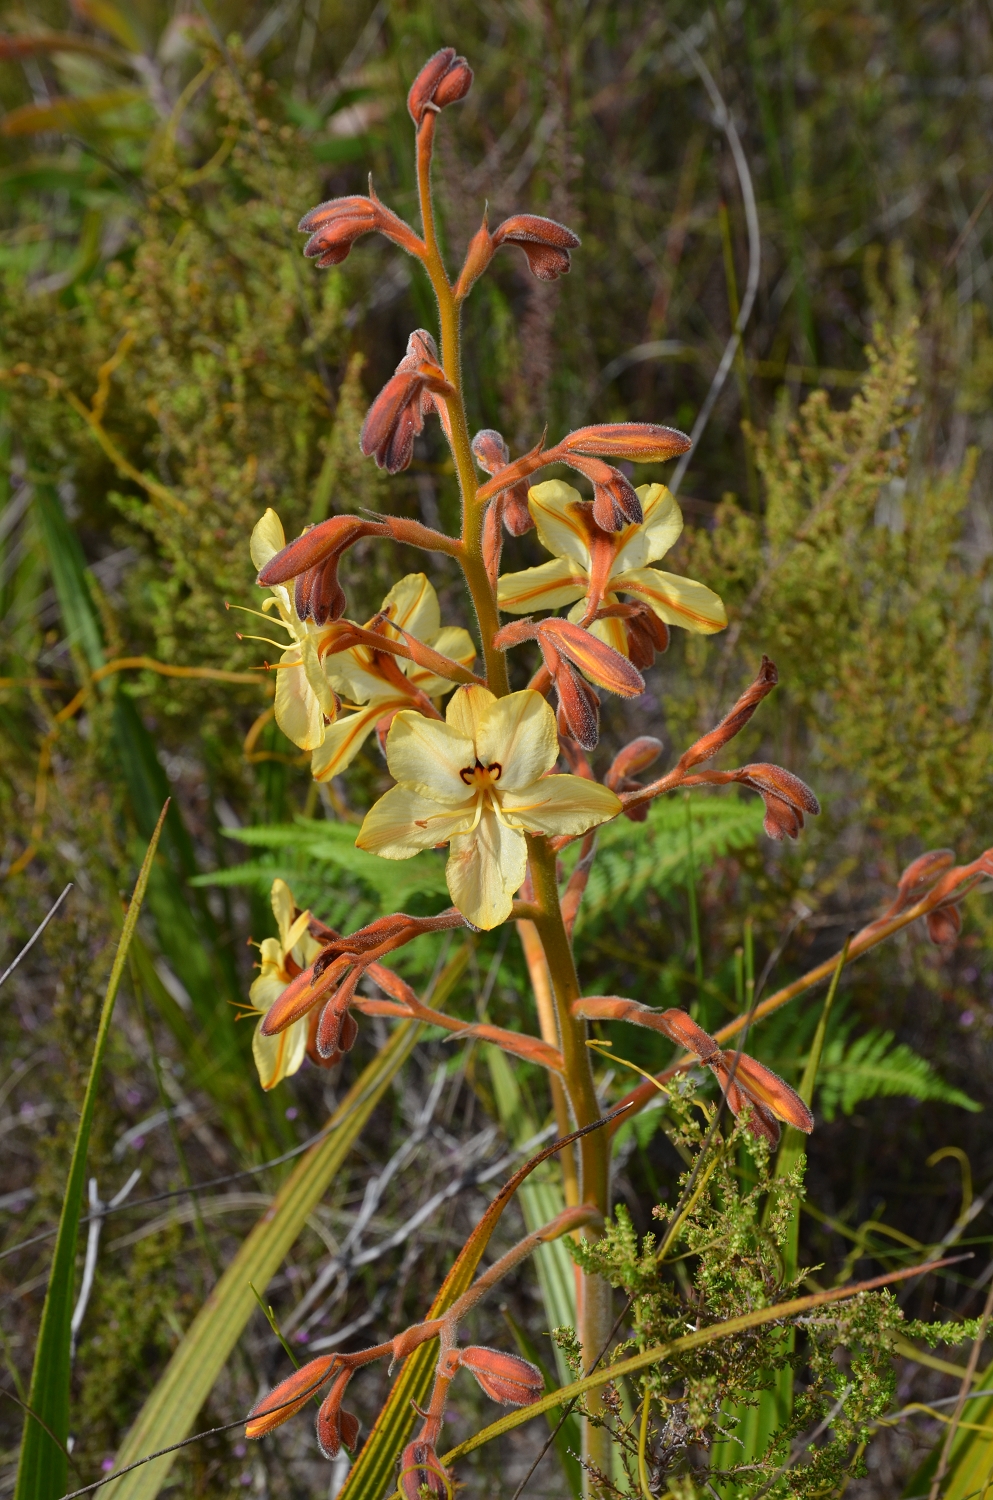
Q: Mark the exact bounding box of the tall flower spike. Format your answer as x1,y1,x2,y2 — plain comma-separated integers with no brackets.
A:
361,330,456,473
407,47,473,125
492,213,581,281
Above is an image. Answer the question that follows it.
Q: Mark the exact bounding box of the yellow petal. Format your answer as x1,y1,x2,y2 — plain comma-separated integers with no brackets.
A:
253,1015,307,1090
385,711,476,803
275,647,326,751
528,479,592,567
499,774,621,836
324,649,384,705
251,509,286,572
616,567,727,634
477,690,558,792
612,485,683,573
497,556,587,614
446,806,527,930
300,633,337,720
270,878,296,946
284,910,312,957
379,572,440,643
357,784,477,858
250,966,288,1013
446,684,496,742
310,701,395,782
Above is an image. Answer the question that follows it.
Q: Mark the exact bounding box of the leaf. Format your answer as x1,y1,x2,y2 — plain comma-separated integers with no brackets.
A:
14,803,168,1500
573,796,764,934
0,91,146,137
817,1027,980,1121
101,1020,422,1500
904,1358,993,1498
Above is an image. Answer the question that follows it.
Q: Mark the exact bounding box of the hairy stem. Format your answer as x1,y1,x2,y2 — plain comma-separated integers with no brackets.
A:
414,115,509,696
526,834,613,1484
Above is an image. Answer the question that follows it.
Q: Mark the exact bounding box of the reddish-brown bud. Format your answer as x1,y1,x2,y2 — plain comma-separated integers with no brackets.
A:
735,764,820,841
658,1008,722,1064
361,331,456,473
258,516,383,588
926,904,962,946
555,657,600,750
540,618,644,697
399,1440,450,1500
315,985,361,1060
562,452,642,531
246,1356,337,1439
472,428,534,535
491,213,581,281
298,192,422,266
315,1368,355,1458
457,1346,544,1406
408,47,473,125
606,736,664,789
897,849,955,904
261,953,350,1036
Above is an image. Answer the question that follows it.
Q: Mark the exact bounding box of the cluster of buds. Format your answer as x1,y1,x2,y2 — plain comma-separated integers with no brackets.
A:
866,847,993,949
493,615,644,749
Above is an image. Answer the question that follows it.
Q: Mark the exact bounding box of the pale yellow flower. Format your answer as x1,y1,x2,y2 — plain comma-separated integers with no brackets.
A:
311,572,476,783
251,510,339,752
357,686,621,929
496,480,726,654
249,879,324,1090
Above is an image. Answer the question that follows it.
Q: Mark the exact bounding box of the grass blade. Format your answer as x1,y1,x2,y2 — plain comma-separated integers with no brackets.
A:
101,1020,421,1500
15,802,169,1500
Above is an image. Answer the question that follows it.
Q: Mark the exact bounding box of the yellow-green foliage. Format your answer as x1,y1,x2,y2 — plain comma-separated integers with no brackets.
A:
676,325,992,852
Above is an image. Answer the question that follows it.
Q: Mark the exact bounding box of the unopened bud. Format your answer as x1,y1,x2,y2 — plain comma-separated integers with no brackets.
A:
898,849,955,902
246,1356,336,1439
399,1440,450,1500
471,428,510,474
607,736,664,788
458,1346,544,1406
491,213,581,281
315,1368,353,1458
926,904,962,946
408,48,473,125
561,423,692,463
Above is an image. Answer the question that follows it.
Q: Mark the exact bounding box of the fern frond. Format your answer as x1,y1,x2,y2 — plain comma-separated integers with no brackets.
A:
817,1028,980,1120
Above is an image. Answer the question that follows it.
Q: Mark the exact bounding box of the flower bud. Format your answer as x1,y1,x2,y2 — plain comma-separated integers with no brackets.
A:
539,618,644,698
399,1440,450,1500
408,47,473,125
735,764,819,841
657,1007,722,1064
926,904,962,946
471,429,534,535
458,1346,544,1406
315,1368,354,1458
246,1356,337,1439
606,736,664,789
897,849,955,903
555,658,600,750
471,428,510,474
361,331,455,473
561,423,692,463
491,213,581,281
257,515,383,588
454,217,495,300
562,452,642,530
298,192,423,266
677,657,778,771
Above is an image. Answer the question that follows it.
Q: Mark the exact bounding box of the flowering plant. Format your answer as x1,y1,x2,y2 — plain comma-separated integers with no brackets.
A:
229,47,993,1500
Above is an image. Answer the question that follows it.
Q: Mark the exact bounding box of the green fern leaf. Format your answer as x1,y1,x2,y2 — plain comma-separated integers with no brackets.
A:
817,1028,979,1120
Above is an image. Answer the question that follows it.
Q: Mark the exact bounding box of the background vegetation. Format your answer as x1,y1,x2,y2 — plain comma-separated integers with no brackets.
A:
1,1,991,1495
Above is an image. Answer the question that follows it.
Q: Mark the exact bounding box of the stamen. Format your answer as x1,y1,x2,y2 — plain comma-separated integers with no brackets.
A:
236,632,293,649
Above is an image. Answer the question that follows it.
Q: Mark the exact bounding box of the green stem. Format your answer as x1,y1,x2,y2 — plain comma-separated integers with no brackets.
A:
527,834,613,1485
414,115,509,697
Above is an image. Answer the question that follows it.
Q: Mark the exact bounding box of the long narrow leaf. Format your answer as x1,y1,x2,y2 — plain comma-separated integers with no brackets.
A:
101,1020,422,1500
15,803,168,1500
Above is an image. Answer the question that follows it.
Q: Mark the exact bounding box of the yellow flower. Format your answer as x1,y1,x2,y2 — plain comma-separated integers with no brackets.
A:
496,480,726,653
311,572,476,783
251,509,339,752
250,879,324,1091
357,686,621,929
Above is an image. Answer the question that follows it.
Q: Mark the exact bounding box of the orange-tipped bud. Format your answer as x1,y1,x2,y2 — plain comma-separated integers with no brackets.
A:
315,984,361,1060
491,213,581,280
315,1368,356,1458
539,619,645,697
408,47,473,124
724,1054,814,1134
926,904,962,946
399,1440,450,1500
677,657,779,771
657,1008,722,1064
723,1079,782,1145
260,953,349,1036
560,423,692,463
454,216,495,300
555,657,600,750
458,1346,544,1406
246,1356,337,1439
258,516,383,587
606,736,664,790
